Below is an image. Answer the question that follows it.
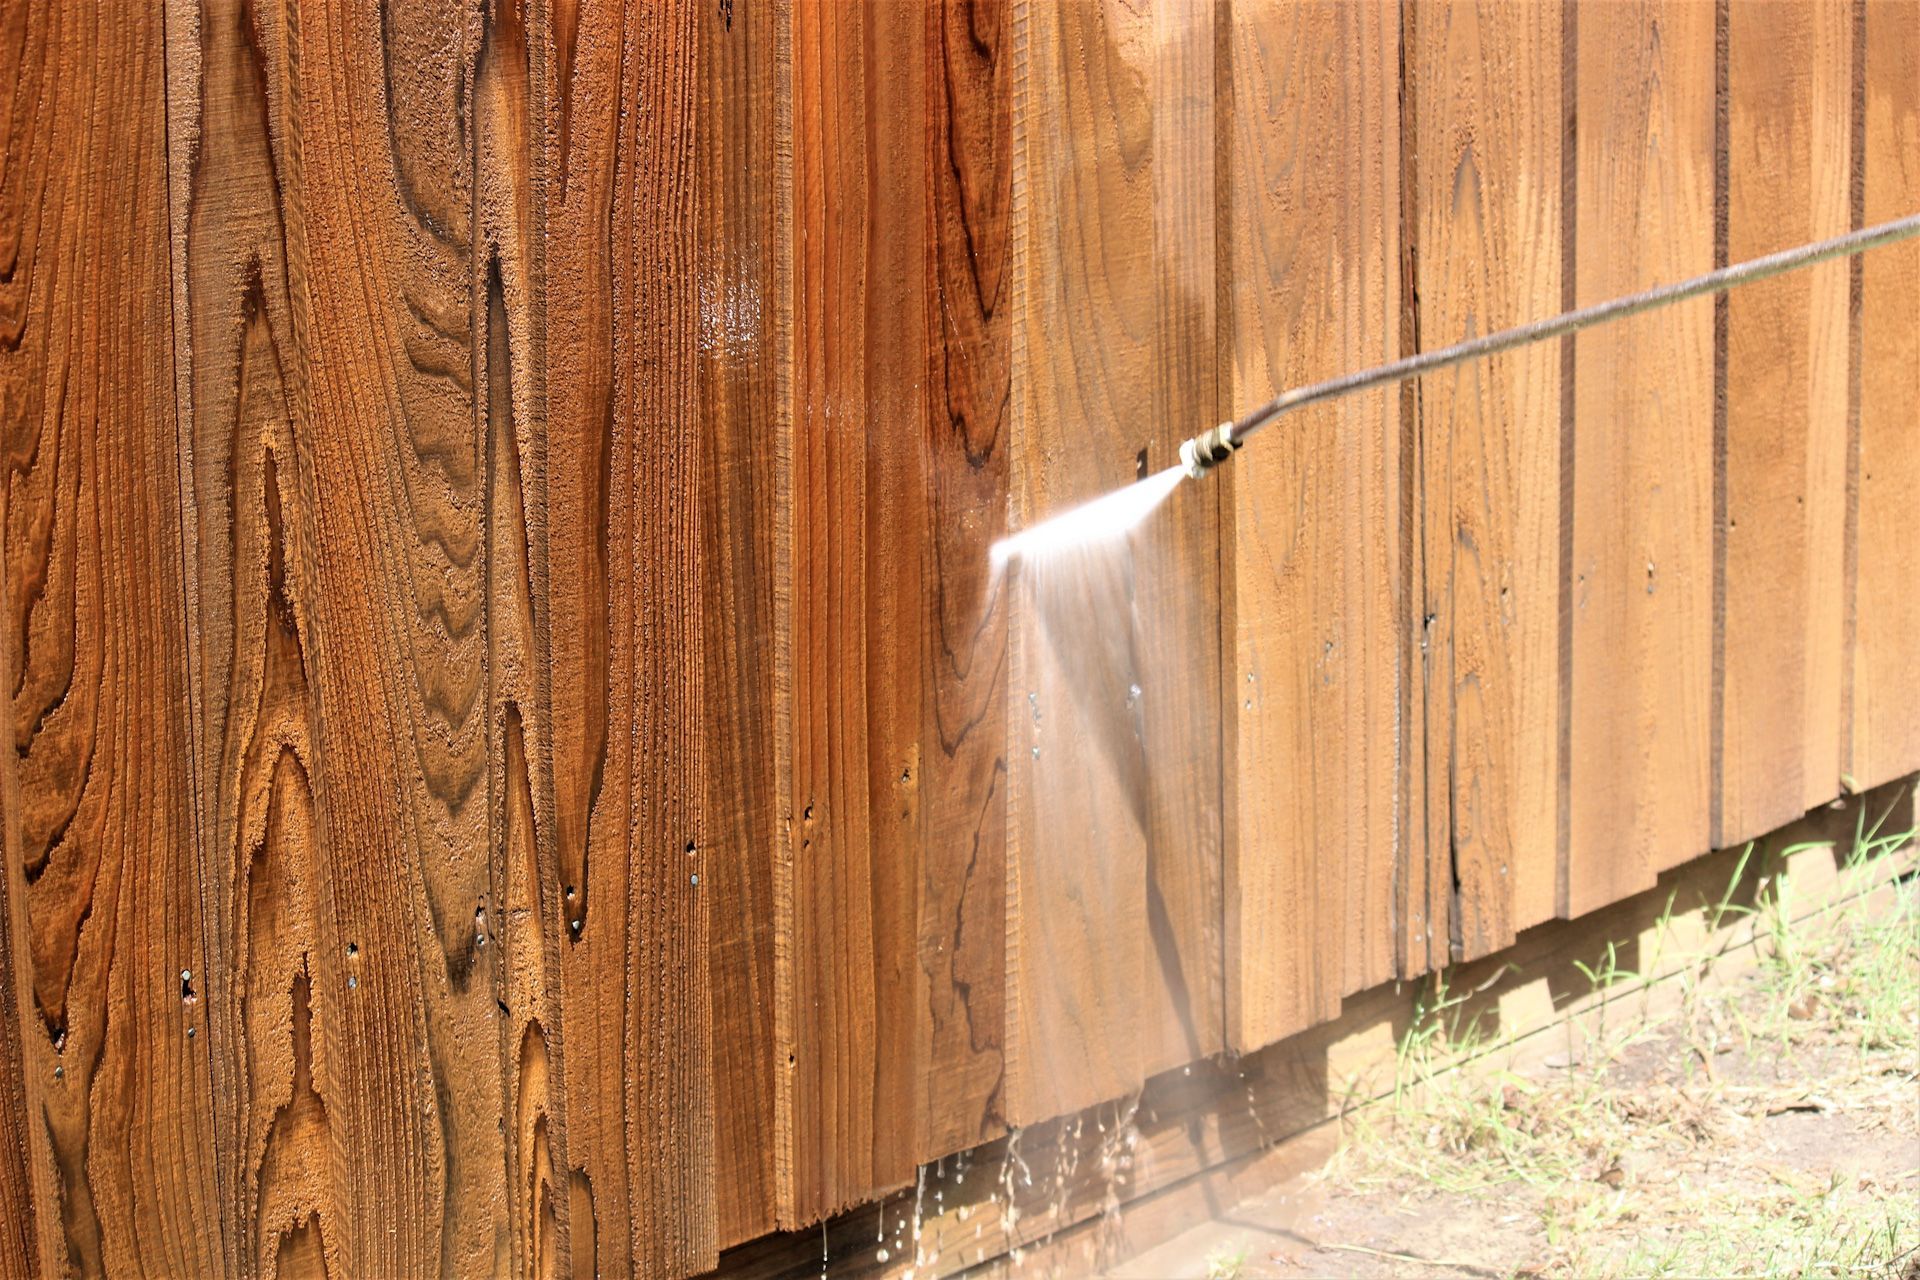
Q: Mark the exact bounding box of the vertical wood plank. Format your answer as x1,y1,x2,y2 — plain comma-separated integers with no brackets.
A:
1800,0,1855,816
1140,0,1226,1075
164,0,361,1272
543,0,716,1271
1718,0,1854,848
1222,0,1404,1050
0,19,40,1262
784,0,929,1220
1849,0,1920,792
172,0,543,1271
1409,0,1564,958
1007,0,1147,1122
698,0,788,1248
475,0,567,1274
918,0,1015,1159
1567,0,1715,917
0,4,222,1274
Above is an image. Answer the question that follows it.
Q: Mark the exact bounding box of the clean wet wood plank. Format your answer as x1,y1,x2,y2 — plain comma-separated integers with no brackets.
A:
783,0,930,1219
698,0,788,1246
0,4,222,1273
1407,0,1565,958
542,0,716,1272
917,0,1016,1162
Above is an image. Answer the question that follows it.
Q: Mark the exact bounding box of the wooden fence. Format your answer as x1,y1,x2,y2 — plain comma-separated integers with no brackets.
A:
0,1,1914,1277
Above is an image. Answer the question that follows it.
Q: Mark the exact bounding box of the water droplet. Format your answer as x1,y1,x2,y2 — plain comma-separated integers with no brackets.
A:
348,975,359,990
690,873,700,886
1030,746,1040,759
876,1248,890,1264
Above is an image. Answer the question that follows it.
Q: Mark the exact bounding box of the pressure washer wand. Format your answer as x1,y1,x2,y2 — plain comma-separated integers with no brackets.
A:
1178,211,1920,480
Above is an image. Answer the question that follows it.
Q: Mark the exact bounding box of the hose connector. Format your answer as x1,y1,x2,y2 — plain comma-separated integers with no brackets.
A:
1178,422,1241,479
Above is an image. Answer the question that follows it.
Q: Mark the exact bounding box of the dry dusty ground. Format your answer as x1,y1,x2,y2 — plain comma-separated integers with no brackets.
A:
1107,841,1919,1280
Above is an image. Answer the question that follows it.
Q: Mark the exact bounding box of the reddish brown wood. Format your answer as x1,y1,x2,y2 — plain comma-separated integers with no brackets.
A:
1,4,222,1273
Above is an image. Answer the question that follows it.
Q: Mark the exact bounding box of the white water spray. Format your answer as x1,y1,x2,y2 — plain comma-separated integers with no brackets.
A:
989,466,1187,569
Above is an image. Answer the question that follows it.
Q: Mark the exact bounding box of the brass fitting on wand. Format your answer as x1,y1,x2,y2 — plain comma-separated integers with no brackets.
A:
1178,422,1241,479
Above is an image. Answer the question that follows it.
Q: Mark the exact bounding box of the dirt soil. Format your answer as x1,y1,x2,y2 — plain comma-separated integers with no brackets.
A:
1105,870,1920,1280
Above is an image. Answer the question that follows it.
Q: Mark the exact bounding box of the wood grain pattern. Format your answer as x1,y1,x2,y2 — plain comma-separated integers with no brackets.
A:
475,1,561,1274
917,0,1014,1161
0,7,44,1272
164,0,354,1272
697,0,787,1249
543,0,715,1272
0,4,223,1274
1849,0,1920,795
1408,0,1564,959
1567,0,1716,917
1222,0,1405,1051
782,0,928,1220
1718,0,1853,848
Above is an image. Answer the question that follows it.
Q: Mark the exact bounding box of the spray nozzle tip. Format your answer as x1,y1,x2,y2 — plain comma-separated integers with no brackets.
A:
1179,423,1241,478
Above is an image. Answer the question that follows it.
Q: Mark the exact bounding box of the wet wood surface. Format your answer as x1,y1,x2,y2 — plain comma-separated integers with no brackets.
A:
1,2,1916,1276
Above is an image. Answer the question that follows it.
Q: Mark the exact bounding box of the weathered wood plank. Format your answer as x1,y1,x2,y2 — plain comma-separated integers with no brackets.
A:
0,4,222,1274
917,0,1014,1161
543,0,716,1271
1849,0,1920,793
783,0,930,1220
1717,0,1854,849
1567,0,1716,916
1408,0,1564,959
1222,0,1405,1049
1799,0,1856,817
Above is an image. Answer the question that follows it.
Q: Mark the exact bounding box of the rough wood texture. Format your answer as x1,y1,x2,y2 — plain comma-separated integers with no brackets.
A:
1408,0,1564,960
1567,0,1716,917
1222,0,1406,1050
543,1,716,1273
0,4,223,1275
1849,0,1920,793
1717,0,1854,849
698,0,787,1246
782,0,930,1220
